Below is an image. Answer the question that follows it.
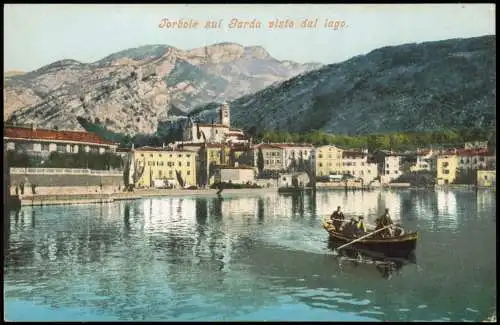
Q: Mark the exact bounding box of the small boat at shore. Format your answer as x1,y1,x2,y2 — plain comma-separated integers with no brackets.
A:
323,220,418,258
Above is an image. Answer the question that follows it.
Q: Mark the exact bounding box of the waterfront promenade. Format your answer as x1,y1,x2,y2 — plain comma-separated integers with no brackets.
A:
14,187,278,207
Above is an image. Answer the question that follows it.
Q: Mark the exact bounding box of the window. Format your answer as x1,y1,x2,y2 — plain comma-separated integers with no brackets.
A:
178,154,182,158
386,171,390,175
187,162,190,167
443,170,449,175
150,154,153,157
178,162,181,167
159,171,163,177
386,164,389,168
484,175,488,180
479,157,485,162
277,160,280,164
169,171,173,176
318,154,323,159
42,143,50,151
187,171,191,175
141,154,144,157
319,163,323,167
56,144,66,152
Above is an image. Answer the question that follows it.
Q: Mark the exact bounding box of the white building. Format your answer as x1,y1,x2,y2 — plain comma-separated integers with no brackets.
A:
456,148,495,170
215,164,256,184
276,143,314,171
342,150,378,184
410,149,435,172
381,154,402,184
4,124,118,158
278,172,310,188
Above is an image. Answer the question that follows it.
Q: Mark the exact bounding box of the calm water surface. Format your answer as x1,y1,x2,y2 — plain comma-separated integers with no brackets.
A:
4,189,496,321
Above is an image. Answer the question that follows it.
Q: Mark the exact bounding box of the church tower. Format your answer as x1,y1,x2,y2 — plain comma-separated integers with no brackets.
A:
220,102,230,127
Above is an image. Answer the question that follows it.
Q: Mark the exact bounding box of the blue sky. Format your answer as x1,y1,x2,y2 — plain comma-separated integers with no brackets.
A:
4,4,495,72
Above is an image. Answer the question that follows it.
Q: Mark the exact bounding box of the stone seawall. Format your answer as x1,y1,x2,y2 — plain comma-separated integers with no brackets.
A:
18,187,278,206
9,173,124,196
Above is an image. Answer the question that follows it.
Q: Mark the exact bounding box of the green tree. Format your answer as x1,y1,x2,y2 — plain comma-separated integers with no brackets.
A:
257,148,264,176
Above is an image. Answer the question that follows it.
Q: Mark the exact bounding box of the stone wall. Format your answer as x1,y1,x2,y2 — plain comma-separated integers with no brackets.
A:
10,173,124,196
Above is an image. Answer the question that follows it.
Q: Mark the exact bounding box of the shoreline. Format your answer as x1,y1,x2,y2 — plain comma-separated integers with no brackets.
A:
10,184,492,207
17,188,278,207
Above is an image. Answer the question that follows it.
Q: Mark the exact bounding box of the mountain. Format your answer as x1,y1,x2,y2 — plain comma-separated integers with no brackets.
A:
4,43,322,134
191,35,496,135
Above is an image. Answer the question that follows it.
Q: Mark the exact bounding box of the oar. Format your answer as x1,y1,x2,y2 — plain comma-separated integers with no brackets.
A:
333,224,393,255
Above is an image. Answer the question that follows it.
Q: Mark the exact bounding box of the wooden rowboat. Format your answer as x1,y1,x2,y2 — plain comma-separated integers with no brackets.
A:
323,221,418,258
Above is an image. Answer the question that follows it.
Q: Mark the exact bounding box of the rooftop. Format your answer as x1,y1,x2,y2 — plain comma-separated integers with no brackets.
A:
195,123,229,128
134,146,197,154
4,125,116,146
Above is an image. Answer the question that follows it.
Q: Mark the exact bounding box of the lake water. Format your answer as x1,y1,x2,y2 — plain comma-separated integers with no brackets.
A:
4,189,497,321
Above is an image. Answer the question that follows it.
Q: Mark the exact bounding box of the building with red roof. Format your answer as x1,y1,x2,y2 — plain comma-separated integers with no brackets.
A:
4,124,118,158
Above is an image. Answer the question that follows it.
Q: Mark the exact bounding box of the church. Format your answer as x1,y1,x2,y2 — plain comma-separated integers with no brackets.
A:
181,102,249,145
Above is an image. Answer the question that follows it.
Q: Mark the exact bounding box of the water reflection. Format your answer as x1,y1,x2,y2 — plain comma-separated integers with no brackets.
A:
4,189,497,322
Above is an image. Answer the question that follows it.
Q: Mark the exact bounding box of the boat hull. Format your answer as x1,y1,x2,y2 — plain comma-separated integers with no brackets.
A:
324,221,418,258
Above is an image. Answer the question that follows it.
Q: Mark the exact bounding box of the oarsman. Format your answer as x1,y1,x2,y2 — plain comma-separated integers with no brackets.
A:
330,206,345,231
375,208,394,237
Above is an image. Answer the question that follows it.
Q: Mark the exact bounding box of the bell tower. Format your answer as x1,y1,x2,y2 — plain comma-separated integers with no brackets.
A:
220,101,230,127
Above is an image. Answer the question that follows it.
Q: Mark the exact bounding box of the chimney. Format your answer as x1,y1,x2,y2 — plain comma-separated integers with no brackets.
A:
31,123,36,131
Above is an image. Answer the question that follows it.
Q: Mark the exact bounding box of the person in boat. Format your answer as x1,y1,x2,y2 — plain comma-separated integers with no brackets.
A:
375,208,394,238
330,206,345,231
356,216,367,235
343,218,358,237
393,223,405,236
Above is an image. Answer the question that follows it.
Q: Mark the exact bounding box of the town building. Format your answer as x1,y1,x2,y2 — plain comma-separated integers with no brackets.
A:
130,146,198,188
342,150,379,184
477,170,496,188
464,141,488,150
214,164,256,184
410,149,435,172
180,102,249,145
456,148,495,171
313,145,343,176
3,124,118,158
278,172,310,188
436,153,458,185
278,143,314,171
253,143,284,171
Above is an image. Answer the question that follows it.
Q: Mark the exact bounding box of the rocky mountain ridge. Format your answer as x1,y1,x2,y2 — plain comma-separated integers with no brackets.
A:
5,43,322,134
